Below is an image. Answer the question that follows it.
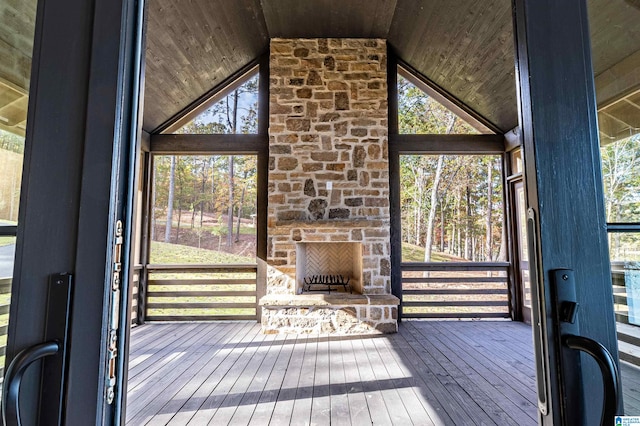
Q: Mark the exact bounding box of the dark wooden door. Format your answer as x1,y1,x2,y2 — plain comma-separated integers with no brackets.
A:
2,0,143,424
513,0,622,424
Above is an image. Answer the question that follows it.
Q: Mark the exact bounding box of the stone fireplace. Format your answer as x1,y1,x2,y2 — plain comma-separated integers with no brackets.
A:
259,38,399,334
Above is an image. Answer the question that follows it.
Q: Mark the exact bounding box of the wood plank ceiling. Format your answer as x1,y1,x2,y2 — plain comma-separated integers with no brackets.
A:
1,0,638,141
144,0,640,138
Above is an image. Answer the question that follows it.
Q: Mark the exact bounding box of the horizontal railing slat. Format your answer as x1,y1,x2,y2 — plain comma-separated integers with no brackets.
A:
403,300,507,307
148,279,256,286
402,276,507,284
145,315,257,321
148,290,256,298
147,302,256,309
401,262,509,272
402,312,510,319
404,288,507,295
146,264,257,273
0,304,10,315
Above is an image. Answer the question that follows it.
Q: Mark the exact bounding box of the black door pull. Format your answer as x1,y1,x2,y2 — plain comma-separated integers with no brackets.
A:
2,341,60,426
563,334,620,426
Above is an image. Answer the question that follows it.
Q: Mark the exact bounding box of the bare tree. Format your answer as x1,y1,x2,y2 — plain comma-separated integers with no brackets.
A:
424,116,457,262
164,156,176,243
485,160,493,261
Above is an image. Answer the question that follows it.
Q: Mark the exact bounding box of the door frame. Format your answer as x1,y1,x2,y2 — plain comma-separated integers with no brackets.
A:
4,0,622,424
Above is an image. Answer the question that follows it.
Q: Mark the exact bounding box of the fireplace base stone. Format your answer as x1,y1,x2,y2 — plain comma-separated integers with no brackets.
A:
260,294,399,334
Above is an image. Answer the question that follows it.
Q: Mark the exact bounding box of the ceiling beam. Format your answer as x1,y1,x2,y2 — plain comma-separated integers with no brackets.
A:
389,134,504,154
150,133,267,154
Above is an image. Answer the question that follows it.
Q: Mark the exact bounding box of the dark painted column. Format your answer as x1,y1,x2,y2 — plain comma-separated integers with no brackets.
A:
513,0,620,424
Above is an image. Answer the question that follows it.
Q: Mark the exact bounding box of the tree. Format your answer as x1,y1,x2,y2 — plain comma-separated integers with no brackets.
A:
164,156,176,243
397,75,505,263
424,116,457,262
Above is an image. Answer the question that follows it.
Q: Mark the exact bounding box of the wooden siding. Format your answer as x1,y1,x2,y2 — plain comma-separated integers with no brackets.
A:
126,320,538,425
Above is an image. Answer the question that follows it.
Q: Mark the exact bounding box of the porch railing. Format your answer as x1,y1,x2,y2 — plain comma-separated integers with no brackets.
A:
0,277,11,380
613,262,637,325
401,262,510,319
142,264,258,321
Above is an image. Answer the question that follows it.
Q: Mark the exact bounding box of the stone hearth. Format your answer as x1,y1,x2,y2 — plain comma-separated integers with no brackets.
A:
261,38,399,334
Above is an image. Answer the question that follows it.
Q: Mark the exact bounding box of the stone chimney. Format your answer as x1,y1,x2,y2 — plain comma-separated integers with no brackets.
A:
260,38,398,334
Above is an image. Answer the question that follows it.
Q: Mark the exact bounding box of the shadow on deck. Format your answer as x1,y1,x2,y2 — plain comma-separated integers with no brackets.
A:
126,320,540,425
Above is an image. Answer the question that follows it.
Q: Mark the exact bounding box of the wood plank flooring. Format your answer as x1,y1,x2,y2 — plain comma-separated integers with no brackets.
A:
126,320,539,425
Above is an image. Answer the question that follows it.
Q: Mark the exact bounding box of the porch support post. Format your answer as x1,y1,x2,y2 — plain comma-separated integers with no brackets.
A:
512,0,621,423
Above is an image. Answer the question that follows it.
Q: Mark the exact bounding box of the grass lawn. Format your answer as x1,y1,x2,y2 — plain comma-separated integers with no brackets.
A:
0,236,15,247
150,240,254,264
401,242,465,262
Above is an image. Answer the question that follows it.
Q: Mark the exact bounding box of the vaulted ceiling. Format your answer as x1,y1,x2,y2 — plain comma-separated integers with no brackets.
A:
1,0,639,140
144,0,640,139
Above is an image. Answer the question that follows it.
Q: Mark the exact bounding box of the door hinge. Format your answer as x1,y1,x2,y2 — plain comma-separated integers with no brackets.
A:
105,220,123,404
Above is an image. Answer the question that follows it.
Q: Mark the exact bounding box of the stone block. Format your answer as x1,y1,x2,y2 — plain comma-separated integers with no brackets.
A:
335,92,349,110
329,208,350,219
302,162,323,172
288,119,311,132
297,88,312,98
310,151,338,162
271,145,292,154
307,70,323,85
294,47,310,57
308,199,327,220
278,157,299,170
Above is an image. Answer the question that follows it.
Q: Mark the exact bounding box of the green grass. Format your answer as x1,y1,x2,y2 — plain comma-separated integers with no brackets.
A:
401,242,466,262
150,240,254,264
0,236,15,247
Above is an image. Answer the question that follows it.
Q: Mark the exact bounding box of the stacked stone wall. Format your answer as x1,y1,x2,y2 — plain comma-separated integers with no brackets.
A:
267,38,391,295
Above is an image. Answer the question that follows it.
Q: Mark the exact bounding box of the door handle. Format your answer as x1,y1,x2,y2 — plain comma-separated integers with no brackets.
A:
1,273,73,426
563,334,620,426
2,341,60,426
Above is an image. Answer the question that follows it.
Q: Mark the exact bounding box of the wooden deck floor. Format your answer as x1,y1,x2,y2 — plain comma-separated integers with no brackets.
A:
126,320,538,425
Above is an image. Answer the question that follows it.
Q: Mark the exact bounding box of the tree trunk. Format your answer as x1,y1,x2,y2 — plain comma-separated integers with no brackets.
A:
424,155,444,262
164,156,176,243
236,185,246,242
485,160,493,261
151,162,157,241
465,184,471,260
226,90,239,248
440,201,445,252
227,156,235,248
424,117,456,263
497,222,507,261
176,202,182,243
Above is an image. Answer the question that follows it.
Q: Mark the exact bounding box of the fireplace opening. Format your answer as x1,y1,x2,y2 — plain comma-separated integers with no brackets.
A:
296,242,363,294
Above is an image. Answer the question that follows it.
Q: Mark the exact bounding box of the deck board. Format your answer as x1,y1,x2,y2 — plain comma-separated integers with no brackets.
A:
126,320,540,425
